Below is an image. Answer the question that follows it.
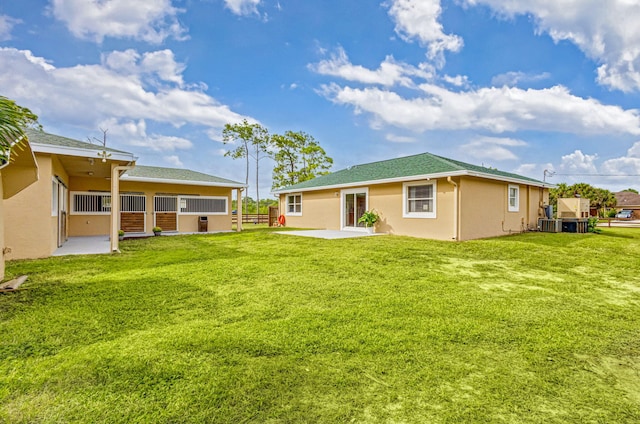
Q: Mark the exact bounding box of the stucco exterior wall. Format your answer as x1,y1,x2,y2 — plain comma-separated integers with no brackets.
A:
280,179,456,241
280,177,549,241
280,189,341,229
4,154,54,259
68,177,233,235
369,181,456,240
458,177,547,241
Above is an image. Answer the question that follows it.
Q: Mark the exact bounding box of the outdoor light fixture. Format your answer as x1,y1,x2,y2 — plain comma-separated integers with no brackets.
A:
98,150,111,163
88,158,94,165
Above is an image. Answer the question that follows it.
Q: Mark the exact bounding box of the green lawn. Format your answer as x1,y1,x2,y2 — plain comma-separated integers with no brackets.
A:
1,228,639,423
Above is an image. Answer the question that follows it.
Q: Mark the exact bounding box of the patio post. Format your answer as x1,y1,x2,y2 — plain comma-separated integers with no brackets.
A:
236,187,243,232
110,164,134,252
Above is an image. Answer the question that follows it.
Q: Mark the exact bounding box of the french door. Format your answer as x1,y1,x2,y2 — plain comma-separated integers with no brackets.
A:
341,188,368,230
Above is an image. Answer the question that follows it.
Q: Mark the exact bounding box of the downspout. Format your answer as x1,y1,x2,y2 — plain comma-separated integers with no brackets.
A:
110,164,135,253
447,177,459,241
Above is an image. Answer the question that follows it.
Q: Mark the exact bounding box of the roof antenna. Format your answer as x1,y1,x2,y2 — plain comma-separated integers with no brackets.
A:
88,128,112,163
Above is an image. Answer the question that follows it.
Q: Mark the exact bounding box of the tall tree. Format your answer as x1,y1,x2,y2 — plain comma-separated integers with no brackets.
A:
271,130,333,189
0,95,40,162
222,119,270,215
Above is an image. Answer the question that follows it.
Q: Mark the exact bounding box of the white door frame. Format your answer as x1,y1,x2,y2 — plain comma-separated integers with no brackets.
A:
340,187,369,231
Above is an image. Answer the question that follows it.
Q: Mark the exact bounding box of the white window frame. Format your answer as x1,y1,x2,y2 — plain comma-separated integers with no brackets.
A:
51,178,59,217
508,184,520,212
70,191,112,215
285,193,302,216
178,195,228,215
403,181,437,219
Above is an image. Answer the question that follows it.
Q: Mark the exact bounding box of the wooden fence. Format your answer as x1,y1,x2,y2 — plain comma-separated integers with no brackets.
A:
232,207,281,227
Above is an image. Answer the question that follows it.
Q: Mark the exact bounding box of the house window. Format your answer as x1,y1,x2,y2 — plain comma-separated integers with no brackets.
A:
52,179,59,216
71,192,111,215
508,184,520,212
286,194,302,216
179,196,227,214
403,181,437,218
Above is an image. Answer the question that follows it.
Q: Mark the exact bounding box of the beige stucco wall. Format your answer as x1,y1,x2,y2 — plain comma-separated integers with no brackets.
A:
279,189,341,229
68,177,233,235
280,179,456,241
280,177,549,241
456,177,547,240
4,154,55,259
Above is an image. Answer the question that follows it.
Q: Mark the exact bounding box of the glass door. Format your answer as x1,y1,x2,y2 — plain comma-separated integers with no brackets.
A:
342,189,368,230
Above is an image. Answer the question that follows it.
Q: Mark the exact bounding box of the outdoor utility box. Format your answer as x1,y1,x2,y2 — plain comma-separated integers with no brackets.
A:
557,198,590,218
198,216,208,232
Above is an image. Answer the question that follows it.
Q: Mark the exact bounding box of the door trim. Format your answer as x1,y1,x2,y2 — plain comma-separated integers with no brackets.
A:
340,187,369,231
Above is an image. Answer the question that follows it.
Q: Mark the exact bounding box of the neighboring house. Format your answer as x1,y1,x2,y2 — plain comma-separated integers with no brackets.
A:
4,129,245,260
0,136,39,279
614,191,640,216
273,152,551,241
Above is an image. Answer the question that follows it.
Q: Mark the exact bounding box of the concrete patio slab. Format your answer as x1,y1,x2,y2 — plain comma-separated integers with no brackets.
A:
275,230,383,239
53,236,110,256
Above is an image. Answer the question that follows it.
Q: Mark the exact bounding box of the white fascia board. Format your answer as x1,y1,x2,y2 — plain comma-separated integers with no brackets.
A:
273,170,550,194
30,143,136,162
119,175,246,188
465,171,552,188
273,171,468,194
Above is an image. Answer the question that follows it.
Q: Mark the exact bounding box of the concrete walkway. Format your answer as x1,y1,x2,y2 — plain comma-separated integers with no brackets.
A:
53,236,111,256
275,230,383,239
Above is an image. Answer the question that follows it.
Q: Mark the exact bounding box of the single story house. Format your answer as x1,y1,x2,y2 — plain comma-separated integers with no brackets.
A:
274,152,551,241
3,129,245,260
0,135,39,278
614,191,640,216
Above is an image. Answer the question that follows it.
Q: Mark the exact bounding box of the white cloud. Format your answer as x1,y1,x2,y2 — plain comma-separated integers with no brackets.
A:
385,133,416,143
386,0,463,64
97,118,193,151
0,14,21,41
103,49,185,86
319,83,640,135
164,155,184,167
601,142,640,177
461,136,527,161
309,47,434,87
442,74,469,87
0,48,247,152
464,0,640,92
224,0,261,16
560,150,598,173
50,0,186,43
491,71,551,87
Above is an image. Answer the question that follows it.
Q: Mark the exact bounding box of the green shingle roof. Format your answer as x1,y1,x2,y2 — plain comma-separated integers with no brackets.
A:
123,165,244,186
275,152,546,192
25,128,131,154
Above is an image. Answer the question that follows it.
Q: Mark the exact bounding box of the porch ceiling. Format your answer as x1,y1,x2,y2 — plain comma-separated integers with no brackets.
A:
57,156,131,179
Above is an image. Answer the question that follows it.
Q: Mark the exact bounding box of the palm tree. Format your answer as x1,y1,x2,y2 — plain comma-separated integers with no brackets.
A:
0,96,40,163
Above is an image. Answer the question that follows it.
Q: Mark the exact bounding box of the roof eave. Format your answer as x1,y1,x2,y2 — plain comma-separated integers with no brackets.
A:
30,142,136,162
273,170,551,194
120,175,246,188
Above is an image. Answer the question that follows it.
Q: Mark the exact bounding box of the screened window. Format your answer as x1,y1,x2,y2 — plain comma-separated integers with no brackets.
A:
179,196,227,214
71,192,111,214
120,195,146,212
403,181,436,218
508,184,520,212
286,194,302,216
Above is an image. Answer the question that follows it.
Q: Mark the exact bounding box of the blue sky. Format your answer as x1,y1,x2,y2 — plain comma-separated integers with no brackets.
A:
1,0,640,198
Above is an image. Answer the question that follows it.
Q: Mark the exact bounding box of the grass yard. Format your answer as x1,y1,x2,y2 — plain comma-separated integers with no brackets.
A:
1,228,639,423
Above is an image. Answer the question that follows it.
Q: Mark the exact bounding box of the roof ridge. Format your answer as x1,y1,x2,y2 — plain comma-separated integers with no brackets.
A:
429,153,467,171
